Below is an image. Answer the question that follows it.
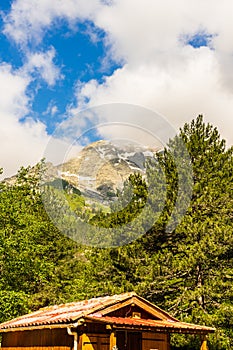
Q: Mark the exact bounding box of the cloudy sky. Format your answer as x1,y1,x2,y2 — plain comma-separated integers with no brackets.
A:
1,0,233,178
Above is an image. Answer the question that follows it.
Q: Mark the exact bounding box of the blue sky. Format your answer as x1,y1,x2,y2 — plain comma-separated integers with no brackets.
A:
0,0,233,177
0,12,121,134
29,21,122,133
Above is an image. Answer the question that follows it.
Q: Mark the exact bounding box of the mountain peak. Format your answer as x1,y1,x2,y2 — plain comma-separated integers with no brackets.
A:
57,140,158,199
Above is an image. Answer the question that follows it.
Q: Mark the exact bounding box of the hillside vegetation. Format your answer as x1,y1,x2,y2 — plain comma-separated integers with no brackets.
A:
0,116,232,349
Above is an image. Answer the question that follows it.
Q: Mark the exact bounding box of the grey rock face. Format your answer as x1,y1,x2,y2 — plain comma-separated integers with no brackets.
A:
57,140,158,194
3,140,159,203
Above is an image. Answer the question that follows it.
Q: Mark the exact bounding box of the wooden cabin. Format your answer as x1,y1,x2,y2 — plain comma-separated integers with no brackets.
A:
0,292,214,350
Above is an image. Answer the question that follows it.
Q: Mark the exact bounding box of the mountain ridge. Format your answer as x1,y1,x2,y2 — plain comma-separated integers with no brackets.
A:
3,140,159,203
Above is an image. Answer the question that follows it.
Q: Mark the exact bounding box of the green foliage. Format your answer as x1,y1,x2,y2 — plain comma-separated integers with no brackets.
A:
0,163,79,313
135,116,233,349
0,290,29,323
90,173,148,228
46,178,81,195
0,116,232,350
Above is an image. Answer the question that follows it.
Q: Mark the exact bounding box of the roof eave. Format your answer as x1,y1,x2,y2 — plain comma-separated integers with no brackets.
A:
84,316,215,335
0,323,75,333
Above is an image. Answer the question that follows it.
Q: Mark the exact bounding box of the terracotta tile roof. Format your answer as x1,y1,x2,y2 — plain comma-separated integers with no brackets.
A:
87,316,215,334
0,292,135,330
0,292,215,335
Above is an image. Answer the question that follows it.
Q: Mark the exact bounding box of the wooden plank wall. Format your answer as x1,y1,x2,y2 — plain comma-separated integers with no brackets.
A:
1,328,169,350
107,305,159,320
1,329,73,349
142,332,168,350
1,347,71,350
81,333,110,350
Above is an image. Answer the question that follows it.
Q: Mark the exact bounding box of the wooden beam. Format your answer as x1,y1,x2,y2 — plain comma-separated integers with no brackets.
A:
81,333,93,350
78,334,83,350
101,296,174,321
109,330,116,350
101,299,133,316
0,324,72,332
132,298,171,321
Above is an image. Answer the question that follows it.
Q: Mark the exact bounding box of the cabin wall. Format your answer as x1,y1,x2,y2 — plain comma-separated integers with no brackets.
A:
79,330,169,350
79,324,110,350
80,333,110,350
142,332,169,350
1,327,170,350
108,305,159,320
1,328,73,350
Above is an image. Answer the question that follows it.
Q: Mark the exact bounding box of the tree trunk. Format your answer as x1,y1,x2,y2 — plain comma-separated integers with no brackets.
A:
197,264,205,308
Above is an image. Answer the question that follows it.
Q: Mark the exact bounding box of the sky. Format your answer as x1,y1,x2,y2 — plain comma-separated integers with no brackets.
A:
0,0,233,178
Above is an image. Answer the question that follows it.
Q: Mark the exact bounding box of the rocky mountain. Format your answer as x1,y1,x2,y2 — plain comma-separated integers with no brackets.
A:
4,140,159,203
55,140,158,199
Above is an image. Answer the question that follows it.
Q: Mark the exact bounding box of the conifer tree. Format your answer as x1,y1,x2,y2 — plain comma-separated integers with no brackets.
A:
136,116,233,349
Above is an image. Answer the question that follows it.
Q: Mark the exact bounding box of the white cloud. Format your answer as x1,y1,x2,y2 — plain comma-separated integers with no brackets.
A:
0,61,80,179
0,63,29,117
2,0,233,175
43,101,59,117
75,0,233,145
0,63,50,179
72,46,233,145
3,0,102,45
24,47,61,86
50,105,58,116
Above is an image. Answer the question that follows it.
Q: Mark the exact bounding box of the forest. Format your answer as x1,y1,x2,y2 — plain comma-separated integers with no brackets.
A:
0,116,232,349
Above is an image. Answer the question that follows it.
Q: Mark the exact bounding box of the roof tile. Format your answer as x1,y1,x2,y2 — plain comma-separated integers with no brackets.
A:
0,292,135,329
0,292,215,334
87,316,215,333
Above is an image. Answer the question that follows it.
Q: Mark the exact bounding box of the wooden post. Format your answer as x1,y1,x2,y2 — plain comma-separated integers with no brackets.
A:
200,335,208,350
81,333,91,350
78,334,83,350
167,333,171,350
110,330,117,350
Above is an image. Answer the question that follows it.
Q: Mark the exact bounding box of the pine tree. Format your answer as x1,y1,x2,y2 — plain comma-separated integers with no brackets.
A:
135,116,233,349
